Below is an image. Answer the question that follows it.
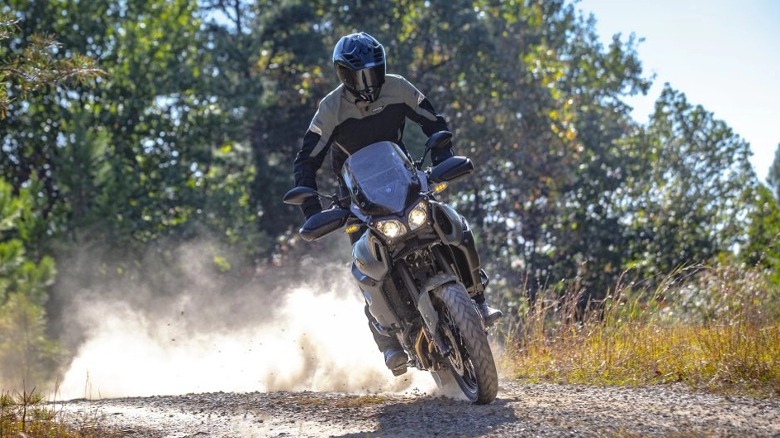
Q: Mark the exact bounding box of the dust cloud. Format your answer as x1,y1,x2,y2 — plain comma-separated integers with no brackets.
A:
52,241,436,401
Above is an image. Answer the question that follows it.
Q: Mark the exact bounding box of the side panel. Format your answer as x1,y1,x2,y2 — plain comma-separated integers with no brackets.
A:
431,202,483,294
454,218,483,294
431,202,463,245
352,231,390,281
351,231,402,332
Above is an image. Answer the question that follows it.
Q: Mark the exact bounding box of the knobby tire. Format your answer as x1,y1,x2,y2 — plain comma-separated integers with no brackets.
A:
434,282,498,404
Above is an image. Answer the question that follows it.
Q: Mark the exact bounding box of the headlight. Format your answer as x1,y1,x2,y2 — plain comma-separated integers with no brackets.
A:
376,219,407,239
408,201,428,230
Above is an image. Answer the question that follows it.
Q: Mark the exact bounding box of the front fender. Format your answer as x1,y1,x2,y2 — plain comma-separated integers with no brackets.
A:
416,274,458,335
416,274,459,358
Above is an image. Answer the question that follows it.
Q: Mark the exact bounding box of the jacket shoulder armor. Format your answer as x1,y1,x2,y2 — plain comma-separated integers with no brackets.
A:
308,85,345,136
383,74,425,107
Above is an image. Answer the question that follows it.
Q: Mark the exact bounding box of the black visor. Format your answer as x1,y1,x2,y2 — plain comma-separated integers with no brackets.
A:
337,64,385,102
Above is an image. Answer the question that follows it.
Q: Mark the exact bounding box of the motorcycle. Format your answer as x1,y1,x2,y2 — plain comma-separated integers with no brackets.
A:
283,131,498,404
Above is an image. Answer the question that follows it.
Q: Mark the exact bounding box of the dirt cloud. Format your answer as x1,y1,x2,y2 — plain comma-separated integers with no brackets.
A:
49,238,434,400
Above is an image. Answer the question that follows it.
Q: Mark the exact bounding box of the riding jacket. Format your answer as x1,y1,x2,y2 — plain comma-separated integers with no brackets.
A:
293,74,453,218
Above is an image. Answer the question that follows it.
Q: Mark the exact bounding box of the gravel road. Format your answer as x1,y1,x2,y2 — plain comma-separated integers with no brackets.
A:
58,379,780,437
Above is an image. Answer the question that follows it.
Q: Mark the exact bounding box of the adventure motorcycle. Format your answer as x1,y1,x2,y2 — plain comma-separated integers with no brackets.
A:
283,131,498,404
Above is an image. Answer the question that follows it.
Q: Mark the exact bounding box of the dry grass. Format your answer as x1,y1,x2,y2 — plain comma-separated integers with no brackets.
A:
0,388,119,438
1,389,72,437
500,264,780,397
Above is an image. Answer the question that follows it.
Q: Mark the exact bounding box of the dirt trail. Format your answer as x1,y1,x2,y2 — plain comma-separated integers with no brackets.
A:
58,380,780,437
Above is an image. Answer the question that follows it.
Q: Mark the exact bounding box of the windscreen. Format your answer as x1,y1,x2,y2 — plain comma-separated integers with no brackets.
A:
342,141,417,216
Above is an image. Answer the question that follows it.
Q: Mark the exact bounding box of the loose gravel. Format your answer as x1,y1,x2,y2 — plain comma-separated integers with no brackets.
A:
57,380,780,437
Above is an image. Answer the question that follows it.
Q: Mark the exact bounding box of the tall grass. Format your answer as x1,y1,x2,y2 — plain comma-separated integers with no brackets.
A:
500,264,780,396
2,388,67,437
0,387,117,437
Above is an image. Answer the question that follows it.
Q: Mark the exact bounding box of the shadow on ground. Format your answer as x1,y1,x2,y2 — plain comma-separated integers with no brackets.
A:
334,395,518,438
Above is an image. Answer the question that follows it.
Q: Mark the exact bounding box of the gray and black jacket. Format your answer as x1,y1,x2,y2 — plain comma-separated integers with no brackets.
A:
293,74,453,218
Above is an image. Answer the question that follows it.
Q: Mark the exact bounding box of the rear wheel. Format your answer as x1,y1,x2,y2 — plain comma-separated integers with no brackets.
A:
432,282,498,404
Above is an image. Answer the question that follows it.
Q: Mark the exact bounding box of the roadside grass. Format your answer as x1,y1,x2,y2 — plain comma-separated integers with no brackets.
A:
499,264,780,397
1,384,124,438
0,388,112,437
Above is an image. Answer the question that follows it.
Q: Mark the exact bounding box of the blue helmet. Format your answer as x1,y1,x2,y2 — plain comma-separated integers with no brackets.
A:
332,32,386,102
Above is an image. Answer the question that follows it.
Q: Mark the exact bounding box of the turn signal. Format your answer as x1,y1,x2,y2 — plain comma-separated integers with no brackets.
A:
432,182,448,194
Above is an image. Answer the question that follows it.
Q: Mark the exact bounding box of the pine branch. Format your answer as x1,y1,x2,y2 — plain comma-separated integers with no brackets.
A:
0,15,106,119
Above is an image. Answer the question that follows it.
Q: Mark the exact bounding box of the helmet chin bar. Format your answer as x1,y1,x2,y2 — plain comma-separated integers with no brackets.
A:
358,86,381,102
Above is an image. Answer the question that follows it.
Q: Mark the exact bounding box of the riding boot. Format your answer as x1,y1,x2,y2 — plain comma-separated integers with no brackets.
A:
364,303,408,371
474,269,503,326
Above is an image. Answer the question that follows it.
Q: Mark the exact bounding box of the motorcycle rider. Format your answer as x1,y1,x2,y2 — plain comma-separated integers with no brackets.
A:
292,32,502,371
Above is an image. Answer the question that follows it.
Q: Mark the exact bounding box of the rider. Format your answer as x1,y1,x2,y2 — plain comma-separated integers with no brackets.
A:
292,32,502,371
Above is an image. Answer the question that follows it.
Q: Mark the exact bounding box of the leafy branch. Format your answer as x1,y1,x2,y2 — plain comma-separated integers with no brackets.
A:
0,14,106,119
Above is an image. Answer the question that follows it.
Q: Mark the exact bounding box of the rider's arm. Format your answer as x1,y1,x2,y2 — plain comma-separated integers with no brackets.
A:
293,130,328,218
419,96,455,165
293,92,339,219
397,76,454,165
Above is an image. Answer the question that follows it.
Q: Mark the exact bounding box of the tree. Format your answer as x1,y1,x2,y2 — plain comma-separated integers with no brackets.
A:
742,184,780,284
623,85,757,281
767,143,780,200
0,1,252,253
0,7,104,390
380,1,651,304
534,9,651,301
197,0,334,249
0,177,60,388
0,12,103,118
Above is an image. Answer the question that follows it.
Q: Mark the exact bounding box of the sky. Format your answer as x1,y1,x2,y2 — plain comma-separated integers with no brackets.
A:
577,0,780,182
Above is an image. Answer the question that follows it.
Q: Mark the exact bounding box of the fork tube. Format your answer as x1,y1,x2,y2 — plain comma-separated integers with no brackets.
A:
432,245,456,276
397,262,421,305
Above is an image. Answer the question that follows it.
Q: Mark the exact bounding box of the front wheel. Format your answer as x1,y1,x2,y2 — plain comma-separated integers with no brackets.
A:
433,282,498,404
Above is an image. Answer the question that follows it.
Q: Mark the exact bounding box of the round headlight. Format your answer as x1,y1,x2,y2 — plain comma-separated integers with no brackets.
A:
377,220,407,239
408,202,428,230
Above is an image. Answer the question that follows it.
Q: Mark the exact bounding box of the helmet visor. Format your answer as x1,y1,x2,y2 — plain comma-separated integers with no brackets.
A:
337,65,385,101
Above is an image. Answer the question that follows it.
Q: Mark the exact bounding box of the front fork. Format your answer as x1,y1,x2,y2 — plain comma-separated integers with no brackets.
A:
397,246,460,366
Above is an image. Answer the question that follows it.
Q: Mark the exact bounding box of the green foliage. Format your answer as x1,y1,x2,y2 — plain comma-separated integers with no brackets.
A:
620,85,757,283
3,0,764,292
0,293,62,388
197,0,332,242
0,178,56,307
0,178,60,389
0,12,104,118
768,143,780,200
742,185,780,284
